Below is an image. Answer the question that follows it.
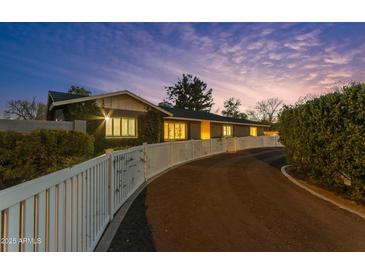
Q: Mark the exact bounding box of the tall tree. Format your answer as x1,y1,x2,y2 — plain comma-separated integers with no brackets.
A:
63,86,99,121
164,74,214,112
68,85,92,96
221,97,247,119
4,98,47,120
247,97,283,124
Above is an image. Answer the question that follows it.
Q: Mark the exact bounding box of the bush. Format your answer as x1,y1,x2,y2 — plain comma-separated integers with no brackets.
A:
139,110,163,144
279,83,365,199
0,129,94,190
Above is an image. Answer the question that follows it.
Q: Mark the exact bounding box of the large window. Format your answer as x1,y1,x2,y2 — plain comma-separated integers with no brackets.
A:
164,121,187,140
106,117,137,137
222,125,233,137
250,126,257,136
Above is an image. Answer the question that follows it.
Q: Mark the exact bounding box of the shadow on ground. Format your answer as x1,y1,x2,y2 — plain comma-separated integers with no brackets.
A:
245,147,286,170
108,190,156,252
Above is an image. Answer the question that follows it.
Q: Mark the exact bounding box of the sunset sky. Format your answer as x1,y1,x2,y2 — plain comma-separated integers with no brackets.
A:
0,22,364,114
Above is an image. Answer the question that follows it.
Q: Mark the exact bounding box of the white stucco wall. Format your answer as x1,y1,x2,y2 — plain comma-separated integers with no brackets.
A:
0,119,86,133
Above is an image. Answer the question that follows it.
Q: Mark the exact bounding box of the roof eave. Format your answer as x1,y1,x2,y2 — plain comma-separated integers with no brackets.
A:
163,116,270,127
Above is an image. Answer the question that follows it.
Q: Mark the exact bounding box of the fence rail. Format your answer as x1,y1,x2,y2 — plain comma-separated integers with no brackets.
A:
0,136,282,252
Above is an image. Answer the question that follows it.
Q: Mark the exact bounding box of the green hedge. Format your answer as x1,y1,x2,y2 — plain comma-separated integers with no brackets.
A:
279,83,365,198
0,129,94,190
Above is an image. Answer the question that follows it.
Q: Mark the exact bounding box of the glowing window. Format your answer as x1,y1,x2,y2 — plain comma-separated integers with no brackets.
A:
200,121,211,140
128,118,136,136
222,125,233,137
113,118,120,136
106,117,137,137
122,117,128,136
164,121,186,140
106,118,113,136
250,126,257,136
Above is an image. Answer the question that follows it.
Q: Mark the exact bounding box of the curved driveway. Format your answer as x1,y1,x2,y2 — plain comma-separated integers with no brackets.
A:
143,148,365,251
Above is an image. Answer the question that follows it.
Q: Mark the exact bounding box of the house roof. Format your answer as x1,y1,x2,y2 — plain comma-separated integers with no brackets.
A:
47,90,268,127
48,90,172,116
48,91,88,103
161,106,270,127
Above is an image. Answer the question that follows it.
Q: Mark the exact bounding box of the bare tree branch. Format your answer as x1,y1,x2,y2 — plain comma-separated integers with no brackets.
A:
4,97,47,120
247,97,284,124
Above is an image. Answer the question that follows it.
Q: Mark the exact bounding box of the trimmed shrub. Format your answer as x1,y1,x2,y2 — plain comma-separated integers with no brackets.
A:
138,110,163,144
0,129,94,190
279,83,365,199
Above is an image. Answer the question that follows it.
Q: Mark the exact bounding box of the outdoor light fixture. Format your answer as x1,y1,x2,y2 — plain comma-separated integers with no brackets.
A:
105,116,110,121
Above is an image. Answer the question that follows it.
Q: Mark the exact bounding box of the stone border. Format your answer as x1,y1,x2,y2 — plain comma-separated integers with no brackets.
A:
281,165,365,220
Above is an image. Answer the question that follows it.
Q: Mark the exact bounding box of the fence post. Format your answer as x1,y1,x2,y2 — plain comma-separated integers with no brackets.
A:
210,138,213,155
143,142,148,181
191,140,194,160
105,149,114,221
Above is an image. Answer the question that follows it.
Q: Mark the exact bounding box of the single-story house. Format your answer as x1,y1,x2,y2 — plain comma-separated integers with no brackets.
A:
47,90,269,142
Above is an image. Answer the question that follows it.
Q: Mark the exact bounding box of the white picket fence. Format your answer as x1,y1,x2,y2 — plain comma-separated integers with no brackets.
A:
0,136,282,252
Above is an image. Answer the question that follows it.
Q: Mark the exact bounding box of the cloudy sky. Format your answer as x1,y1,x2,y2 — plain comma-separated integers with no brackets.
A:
0,23,364,114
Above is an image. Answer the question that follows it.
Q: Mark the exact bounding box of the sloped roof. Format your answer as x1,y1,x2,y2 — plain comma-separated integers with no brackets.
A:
47,90,268,127
48,91,88,102
161,106,269,127
47,90,172,115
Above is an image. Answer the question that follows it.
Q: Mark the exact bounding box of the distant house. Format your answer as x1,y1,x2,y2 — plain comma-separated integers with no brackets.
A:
47,90,269,142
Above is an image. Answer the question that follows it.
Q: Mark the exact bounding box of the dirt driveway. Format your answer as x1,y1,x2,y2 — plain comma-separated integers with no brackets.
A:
109,148,365,251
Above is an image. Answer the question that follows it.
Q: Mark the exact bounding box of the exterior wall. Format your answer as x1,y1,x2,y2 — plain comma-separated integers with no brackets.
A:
0,119,86,133
211,122,223,138
258,126,265,136
105,109,145,119
234,125,250,137
97,94,148,112
189,121,201,140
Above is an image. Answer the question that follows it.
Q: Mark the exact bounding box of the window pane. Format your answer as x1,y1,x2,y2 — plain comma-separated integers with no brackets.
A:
168,123,174,139
250,127,257,136
175,123,181,139
176,123,186,139
128,118,136,136
164,122,186,140
164,122,168,140
181,123,186,139
121,118,128,136
223,125,232,137
113,118,120,136
106,118,112,136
